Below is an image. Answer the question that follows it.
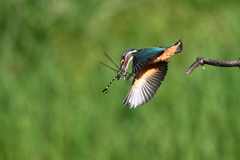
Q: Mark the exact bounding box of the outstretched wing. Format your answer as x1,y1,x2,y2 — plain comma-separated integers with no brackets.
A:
132,48,165,74
160,39,182,53
122,62,168,108
148,39,183,64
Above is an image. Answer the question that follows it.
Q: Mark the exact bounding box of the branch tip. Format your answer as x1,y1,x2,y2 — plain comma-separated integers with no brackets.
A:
186,57,240,75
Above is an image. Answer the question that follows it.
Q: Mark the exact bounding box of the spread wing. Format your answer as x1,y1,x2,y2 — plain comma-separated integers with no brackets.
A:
132,48,164,74
122,62,168,108
158,39,182,61
147,40,183,63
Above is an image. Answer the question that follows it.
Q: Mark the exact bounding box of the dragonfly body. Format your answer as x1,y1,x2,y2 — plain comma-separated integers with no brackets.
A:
102,40,182,108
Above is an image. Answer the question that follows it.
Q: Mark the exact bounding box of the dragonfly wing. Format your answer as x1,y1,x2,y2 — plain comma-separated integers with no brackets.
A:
122,62,168,108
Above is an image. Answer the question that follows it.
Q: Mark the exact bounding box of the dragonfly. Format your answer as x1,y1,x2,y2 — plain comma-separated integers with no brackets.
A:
100,39,183,108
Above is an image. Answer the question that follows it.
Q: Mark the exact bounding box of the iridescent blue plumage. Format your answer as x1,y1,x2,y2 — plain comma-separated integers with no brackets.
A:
134,47,165,58
132,48,165,74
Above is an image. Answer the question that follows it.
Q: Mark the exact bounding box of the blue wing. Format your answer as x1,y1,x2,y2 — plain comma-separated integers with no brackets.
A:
132,47,165,74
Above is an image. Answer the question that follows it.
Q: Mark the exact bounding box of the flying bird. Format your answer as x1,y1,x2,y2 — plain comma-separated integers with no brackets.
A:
101,40,183,108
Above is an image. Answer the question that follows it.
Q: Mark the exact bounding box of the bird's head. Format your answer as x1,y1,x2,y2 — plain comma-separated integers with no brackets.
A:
120,48,138,74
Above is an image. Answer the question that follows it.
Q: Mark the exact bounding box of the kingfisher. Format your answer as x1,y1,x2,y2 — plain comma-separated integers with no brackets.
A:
101,39,183,108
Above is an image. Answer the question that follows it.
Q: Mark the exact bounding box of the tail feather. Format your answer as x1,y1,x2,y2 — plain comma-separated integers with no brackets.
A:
174,39,182,54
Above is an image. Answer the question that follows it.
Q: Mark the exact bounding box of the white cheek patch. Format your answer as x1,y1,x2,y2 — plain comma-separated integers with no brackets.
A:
121,50,137,80
121,59,124,65
125,56,133,73
122,56,133,80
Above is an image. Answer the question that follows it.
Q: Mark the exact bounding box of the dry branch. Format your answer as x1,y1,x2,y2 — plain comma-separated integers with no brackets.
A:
186,57,240,75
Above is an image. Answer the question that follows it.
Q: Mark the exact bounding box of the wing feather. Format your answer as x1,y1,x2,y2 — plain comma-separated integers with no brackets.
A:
122,62,168,108
132,48,164,74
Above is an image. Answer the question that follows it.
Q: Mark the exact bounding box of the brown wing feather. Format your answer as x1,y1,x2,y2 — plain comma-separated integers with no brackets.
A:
122,62,168,108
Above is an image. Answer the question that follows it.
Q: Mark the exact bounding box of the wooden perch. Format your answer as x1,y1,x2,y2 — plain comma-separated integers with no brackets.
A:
185,57,240,75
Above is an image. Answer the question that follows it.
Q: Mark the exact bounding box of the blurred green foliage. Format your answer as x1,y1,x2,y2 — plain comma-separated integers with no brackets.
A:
1,0,240,159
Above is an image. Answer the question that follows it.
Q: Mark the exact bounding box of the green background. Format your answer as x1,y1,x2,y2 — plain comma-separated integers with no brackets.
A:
1,0,240,159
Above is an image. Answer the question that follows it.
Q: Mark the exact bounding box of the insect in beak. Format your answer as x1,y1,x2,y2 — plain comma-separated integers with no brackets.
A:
99,52,134,93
